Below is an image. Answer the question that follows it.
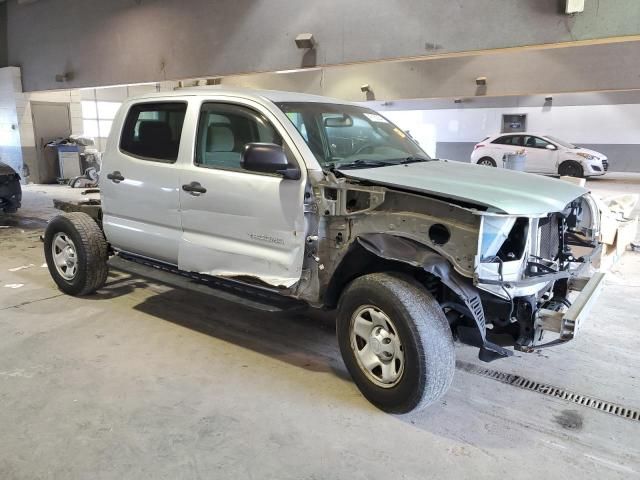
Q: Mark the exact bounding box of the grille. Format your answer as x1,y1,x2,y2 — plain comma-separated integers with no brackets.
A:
538,214,560,260
602,159,609,171
457,361,640,422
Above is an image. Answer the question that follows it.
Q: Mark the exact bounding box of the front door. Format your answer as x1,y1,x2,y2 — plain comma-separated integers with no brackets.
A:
522,135,557,173
177,100,307,288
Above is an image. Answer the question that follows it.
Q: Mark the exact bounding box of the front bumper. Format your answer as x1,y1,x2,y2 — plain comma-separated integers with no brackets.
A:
583,161,608,176
536,272,606,343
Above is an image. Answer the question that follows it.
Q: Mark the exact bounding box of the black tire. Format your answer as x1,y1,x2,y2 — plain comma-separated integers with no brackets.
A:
44,212,108,296
558,160,584,178
337,273,455,413
477,157,497,167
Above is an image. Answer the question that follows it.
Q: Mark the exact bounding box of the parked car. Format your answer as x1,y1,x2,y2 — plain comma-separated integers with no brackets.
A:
471,133,608,177
0,161,22,213
43,88,604,413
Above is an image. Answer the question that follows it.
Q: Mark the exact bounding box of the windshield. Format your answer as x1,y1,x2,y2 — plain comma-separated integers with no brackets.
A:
545,135,576,149
276,102,431,169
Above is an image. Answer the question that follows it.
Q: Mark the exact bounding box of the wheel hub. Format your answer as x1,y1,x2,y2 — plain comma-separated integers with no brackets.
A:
369,326,394,359
51,233,78,281
350,306,405,388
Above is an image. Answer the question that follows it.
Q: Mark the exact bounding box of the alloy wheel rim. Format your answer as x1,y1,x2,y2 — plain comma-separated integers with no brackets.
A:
350,305,405,388
51,233,78,281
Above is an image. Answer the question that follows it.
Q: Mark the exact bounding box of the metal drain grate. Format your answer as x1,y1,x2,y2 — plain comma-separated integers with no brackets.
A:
456,361,640,422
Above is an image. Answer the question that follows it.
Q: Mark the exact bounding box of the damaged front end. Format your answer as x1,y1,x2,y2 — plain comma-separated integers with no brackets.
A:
475,193,604,354
300,171,604,363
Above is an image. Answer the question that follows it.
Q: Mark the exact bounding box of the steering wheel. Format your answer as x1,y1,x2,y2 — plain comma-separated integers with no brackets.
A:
351,143,378,156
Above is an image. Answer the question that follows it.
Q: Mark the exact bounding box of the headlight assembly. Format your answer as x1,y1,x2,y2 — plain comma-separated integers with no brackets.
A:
576,152,596,161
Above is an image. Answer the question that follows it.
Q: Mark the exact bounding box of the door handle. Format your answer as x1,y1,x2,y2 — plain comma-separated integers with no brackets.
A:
106,171,125,183
182,181,207,195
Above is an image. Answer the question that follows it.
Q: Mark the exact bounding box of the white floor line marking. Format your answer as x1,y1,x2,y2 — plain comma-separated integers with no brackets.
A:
8,264,35,272
583,453,638,474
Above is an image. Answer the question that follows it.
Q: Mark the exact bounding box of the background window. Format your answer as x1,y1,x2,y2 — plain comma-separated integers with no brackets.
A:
81,100,121,140
196,103,284,170
501,114,527,133
120,102,187,162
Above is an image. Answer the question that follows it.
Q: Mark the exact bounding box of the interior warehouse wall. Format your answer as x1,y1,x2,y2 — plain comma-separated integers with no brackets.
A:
0,67,22,175
382,104,640,173
0,2,7,68
7,0,640,92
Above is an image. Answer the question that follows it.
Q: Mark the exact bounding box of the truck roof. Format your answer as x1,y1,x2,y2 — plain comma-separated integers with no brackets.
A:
129,86,358,106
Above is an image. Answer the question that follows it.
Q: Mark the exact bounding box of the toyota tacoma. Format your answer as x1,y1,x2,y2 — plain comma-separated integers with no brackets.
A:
44,88,605,413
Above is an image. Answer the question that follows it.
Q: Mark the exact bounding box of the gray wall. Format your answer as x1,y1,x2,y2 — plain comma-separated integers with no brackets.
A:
436,143,477,163
320,40,640,102
0,3,7,68
7,0,640,91
216,39,640,103
436,142,640,173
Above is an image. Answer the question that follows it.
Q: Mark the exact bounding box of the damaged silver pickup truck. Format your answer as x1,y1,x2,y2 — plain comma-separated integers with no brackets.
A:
44,88,605,413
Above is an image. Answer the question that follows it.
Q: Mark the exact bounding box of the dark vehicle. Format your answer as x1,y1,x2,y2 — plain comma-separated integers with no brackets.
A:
0,161,21,213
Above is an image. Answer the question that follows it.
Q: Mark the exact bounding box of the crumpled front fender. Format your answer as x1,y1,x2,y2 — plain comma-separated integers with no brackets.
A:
357,233,512,362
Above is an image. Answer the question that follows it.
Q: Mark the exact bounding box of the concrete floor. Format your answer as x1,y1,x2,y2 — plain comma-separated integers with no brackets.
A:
1,175,639,479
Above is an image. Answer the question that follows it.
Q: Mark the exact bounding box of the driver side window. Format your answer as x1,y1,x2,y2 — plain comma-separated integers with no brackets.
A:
195,103,285,170
524,136,551,149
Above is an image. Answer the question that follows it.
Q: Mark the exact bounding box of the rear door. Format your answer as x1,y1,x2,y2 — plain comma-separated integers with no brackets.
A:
522,135,557,173
177,98,307,287
488,135,521,164
100,100,187,264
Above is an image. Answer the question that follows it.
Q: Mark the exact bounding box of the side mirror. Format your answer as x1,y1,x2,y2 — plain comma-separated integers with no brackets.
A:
546,144,557,150
241,143,301,180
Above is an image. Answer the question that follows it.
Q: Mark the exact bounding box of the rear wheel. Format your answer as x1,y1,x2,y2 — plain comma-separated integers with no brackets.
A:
44,212,108,296
558,160,584,178
337,273,455,413
477,157,497,167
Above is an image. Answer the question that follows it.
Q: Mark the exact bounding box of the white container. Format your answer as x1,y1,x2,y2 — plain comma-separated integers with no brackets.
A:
503,153,526,171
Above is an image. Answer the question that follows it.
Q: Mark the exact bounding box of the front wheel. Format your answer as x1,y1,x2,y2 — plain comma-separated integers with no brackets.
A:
337,273,455,413
44,212,109,296
558,160,584,178
477,157,497,167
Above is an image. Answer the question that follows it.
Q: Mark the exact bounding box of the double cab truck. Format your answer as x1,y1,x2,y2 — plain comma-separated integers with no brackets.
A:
44,87,605,413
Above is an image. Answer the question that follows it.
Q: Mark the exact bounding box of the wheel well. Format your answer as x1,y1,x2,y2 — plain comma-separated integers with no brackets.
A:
323,242,440,309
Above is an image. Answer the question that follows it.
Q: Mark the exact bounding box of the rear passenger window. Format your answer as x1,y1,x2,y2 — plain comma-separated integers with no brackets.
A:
120,102,187,163
493,135,521,146
195,103,284,170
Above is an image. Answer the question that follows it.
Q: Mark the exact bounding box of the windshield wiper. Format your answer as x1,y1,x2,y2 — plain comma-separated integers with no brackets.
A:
399,156,431,164
332,159,395,170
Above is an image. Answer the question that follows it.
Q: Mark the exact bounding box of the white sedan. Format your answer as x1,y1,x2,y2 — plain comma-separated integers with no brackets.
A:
470,133,608,177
